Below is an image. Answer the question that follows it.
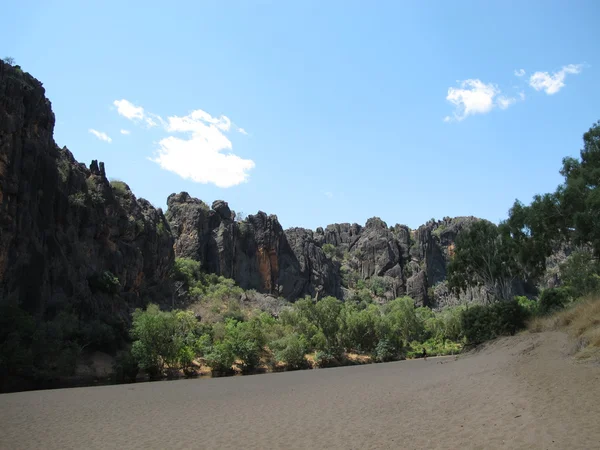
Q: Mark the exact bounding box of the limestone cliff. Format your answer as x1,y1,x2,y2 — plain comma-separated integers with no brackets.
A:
0,61,174,324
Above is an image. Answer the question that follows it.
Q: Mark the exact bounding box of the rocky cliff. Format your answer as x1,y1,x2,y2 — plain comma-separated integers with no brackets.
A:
0,61,486,318
166,191,482,307
0,61,174,324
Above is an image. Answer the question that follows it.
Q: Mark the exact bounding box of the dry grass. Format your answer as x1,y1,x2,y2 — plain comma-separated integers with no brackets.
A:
528,297,600,360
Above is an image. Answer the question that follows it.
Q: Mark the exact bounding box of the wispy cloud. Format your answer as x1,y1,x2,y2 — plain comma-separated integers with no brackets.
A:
529,64,583,95
113,99,144,120
324,191,333,199
120,129,130,135
238,127,248,135
445,79,499,121
514,69,526,77
114,99,163,128
89,129,112,143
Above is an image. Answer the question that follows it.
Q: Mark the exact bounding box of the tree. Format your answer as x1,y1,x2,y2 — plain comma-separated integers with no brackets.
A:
2,56,15,65
448,221,522,301
130,305,202,378
504,120,600,278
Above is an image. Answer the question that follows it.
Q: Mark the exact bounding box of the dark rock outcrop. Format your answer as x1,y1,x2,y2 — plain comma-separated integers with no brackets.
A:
0,61,174,322
166,194,341,300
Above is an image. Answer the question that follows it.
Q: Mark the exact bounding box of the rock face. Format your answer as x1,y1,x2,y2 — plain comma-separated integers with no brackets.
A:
166,194,341,300
167,189,481,306
0,62,174,322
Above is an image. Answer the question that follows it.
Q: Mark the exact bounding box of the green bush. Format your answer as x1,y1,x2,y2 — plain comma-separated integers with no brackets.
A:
461,300,528,344
374,339,396,362
88,271,120,295
130,305,202,378
178,346,197,377
112,350,139,383
539,288,570,315
110,180,128,196
205,342,235,374
314,351,337,368
271,333,308,370
559,249,600,297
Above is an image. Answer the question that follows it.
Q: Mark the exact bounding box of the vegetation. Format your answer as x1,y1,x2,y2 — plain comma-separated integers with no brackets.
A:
529,297,600,360
109,179,128,196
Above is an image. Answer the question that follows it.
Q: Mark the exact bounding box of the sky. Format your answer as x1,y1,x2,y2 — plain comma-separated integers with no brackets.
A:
2,0,599,230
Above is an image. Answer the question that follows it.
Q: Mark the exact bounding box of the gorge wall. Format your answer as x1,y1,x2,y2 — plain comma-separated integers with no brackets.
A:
0,61,488,318
0,61,174,324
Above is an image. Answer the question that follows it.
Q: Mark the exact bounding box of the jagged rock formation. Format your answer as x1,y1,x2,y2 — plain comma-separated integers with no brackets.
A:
0,61,174,322
166,191,481,306
166,193,341,300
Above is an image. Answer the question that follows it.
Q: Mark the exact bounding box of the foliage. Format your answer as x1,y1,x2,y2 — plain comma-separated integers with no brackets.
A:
374,339,396,362
314,350,338,368
559,248,600,298
173,258,243,304
341,304,381,352
204,341,235,374
270,333,308,369
461,300,529,344
538,288,570,315
515,296,538,316
110,179,128,196
88,271,120,295
504,120,600,277
130,305,201,378
448,221,522,301
112,350,139,383
3,56,15,65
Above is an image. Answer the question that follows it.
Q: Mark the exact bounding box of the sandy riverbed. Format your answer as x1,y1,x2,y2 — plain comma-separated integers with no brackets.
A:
1,331,599,450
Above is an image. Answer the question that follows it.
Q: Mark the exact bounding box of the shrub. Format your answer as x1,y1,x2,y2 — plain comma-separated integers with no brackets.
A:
322,244,336,258
461,299,528,344
178,346,197,377
559,249,600,297
205,342,235,374
374,339,396,362
88,271,120,295
539,288,570,315
110,180,128,196
515,296,538,316
112,350,139,383
314,351,337,368
271,333,308,370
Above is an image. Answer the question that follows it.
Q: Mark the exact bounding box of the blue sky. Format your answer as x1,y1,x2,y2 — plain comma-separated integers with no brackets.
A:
2,0,599,229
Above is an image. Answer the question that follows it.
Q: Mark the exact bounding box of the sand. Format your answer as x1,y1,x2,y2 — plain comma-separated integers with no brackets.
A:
1,331,599,450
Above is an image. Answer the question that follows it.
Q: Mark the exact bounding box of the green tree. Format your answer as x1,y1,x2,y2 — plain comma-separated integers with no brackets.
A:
130,305,201,378
504,121,600,278
448,221,522,301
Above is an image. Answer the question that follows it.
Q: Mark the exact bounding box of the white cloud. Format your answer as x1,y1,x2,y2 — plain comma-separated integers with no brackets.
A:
324,191,333,199
238,127,248,135
89,129,112,143
113,98,254,187
151,109,255,188
514,69,526,77
120,129,130,135
113,99,145,120
445,79,499,121
529,64,583,95
497,96,516,110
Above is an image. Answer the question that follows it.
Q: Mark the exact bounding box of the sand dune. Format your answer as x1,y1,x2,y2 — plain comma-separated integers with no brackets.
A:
1,331,599,450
